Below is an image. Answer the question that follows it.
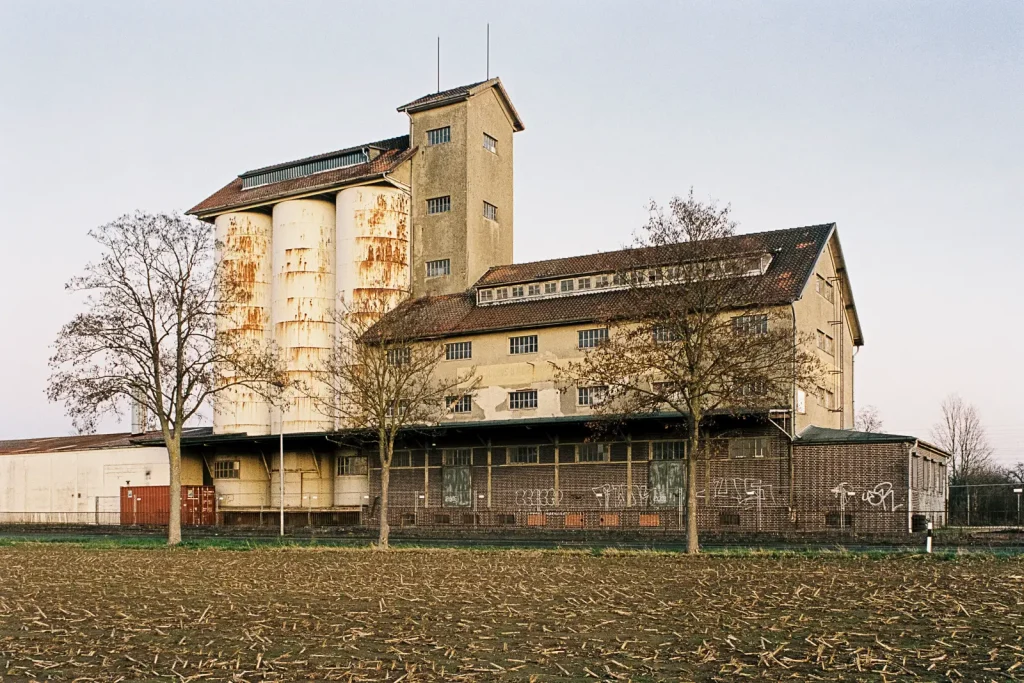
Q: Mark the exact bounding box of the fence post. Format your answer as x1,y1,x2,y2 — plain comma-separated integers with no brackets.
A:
677,487,684,530
925,521,933,553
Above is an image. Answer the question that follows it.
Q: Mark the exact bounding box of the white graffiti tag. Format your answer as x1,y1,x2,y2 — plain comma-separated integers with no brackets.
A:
861,482,903,512
591,483,650,507
712,478,779,508
515,488,563,508
830,482,856,498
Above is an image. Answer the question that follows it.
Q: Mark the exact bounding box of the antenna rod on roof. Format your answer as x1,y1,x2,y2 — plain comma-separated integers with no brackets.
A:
437,36,440,93
486,23,490,79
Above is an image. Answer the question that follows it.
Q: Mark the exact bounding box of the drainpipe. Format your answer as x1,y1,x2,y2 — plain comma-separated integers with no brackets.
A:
907,442,914,533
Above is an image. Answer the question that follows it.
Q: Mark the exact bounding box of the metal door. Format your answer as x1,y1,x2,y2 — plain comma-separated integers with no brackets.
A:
442,466,472,507
649,460,686,507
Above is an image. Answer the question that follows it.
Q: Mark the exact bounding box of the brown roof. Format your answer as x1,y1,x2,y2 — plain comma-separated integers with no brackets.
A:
187,136,414,218
0,427,210,455
371,224,857,342
397,78,525,132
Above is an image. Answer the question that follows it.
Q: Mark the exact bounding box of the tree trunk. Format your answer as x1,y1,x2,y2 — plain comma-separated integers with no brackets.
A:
167,434,182,546
378,443,390,549
686,414,700,554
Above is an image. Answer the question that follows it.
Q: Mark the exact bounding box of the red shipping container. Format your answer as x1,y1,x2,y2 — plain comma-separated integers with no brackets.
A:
120,485,216,526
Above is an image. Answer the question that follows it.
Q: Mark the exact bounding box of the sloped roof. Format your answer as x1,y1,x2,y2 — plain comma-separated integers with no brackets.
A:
796,426,950,457
397,78,525,131
188,136,413,218
0,428,207,455
372,224,841,341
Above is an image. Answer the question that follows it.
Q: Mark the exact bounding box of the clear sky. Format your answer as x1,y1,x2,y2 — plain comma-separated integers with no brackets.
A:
1,1,1021,463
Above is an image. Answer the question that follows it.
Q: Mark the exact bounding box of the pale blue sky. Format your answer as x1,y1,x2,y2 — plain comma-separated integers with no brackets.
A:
1,1,1021,463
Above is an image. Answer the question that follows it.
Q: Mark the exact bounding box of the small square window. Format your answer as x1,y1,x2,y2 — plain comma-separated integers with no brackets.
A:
560,279,574,292
426,126,451,145
425,259,451,278
509,335,538,354
478,289,493,303
495,288,508,300
544,282,557,294
594,274,610,288
511,285,524,298
483,202,497,221
509,391,538,410
528,284,541,296
446,395,472,414
577,277,592,290
213,460,239,479
483,133,497,153
385,400,409,418
427,196,451,214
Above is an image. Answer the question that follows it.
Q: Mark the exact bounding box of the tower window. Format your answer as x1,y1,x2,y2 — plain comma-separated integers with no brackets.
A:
483,133,497,153
426,259,451,278
427,196,451,214
483,201,497,221
426,126,451,145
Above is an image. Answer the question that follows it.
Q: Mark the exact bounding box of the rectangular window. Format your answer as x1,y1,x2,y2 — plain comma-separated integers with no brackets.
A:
445,341,472,360
446,395,472,414
509,390,538,410
544,282,557,294
495,287,508,300
427,196,451,214
213,460,239,479
817,330,834,355
483,201,497,221
386,400,409,418
338,456,367,476
510,445,539,463
737,377,769,397
426,126,451,145
391,450,412,468
511,285,525,298
653,381,679,400
386,347,411,366
478,289,493,303
651,441,685,460
823,389,836,410
560,279,574,292
509,334,538,354
594,274,610,288
652,325,680,343
816,274,835,303
729,437,768,459
443,448,472,466
577,385,607,406
528,284,541,296
425,259,451,278
733,314,769,336
578,443,609,462
483,133,497,153
577,327,609,349
577,277,592,290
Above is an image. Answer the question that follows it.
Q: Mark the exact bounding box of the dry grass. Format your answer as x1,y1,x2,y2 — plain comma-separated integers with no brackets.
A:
1,544,1023,681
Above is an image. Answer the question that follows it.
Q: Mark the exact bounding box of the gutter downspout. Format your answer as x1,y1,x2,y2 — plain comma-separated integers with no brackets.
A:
789,303,798,515
908,441,915,533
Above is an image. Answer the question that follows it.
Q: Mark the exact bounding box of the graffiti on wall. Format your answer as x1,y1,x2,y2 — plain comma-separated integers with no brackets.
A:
514,488,562,508
706,478,781,508
590,483,650,507
830,481,902,512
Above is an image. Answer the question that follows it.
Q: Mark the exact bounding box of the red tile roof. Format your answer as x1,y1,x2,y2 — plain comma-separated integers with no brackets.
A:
187,136,414,218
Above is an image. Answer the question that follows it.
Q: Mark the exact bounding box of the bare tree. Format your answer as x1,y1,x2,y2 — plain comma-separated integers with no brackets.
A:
47,212,282,545
560,191,823,554
933,394,993,484
855,405,884,433
306,293,477,548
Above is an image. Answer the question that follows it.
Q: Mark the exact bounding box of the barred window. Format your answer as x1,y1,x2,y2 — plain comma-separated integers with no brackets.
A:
577,327,608,349
577,277,592,290
733,314,768,336
445,341,472,360
528,284,541,296
483,201,497,221
577,385,607,406
443,448,472,466
446,395,472,413
544,282,557,294
483,133,497,153
425,259,451,278
426,126,451,145
651,441,685,460
560,279,574,292
578,443,609,462
509,390,538,410
509,335,538,354
478,289,493,303
213,460,239,479
512,285,525,298
652,325,680,343
427,196,451,214
338,456,368,476
386,347,411,366
730,437,768,459
510,445,539,463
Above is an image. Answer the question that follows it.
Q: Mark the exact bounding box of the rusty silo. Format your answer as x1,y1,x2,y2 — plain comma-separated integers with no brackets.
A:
213,212,274,435
271,198,337,433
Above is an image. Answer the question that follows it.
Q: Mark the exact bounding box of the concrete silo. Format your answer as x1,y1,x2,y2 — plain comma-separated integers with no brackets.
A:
271,199,337,433
213,212,274,435
335,186,411,325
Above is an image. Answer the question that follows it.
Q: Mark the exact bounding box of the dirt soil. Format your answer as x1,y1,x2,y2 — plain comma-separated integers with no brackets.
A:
1,545,1023,681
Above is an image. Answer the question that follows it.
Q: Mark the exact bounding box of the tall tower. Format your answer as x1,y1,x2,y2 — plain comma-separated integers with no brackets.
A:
398,78,524,297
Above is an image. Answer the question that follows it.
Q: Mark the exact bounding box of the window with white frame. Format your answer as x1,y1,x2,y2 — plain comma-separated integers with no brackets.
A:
729,437,768,459
445,341,472,360
577,277,592,290
446,395,472,414
483,201,497,221
509,334,538,354
652,325,680,343
577,385,607,406
386,347,411,366
651,441,686,460
338,456,368,476
478,289,493,303
511,285,524,298
386,400,409,418
427,196,451,214
443,448,472,466
737,377,769,397
528,284,541,296
495,287,508,300
578,443,609,462
426,259,451,278
733,314,769,336
510,445,539,463
509,390,538,410
426,126,451,145
594,274,610,288
577,327,608,349
213,460,239,479
483,133,497,153
544,282,557,294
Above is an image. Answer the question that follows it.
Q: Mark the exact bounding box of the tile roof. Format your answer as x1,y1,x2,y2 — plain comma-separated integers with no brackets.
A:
187,136,413,217
373,224,840,341
0,427,211,455
397,78,525,131
796,426,950,456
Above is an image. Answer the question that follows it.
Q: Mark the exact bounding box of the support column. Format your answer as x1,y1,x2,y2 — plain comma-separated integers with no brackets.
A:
626,436,633,507
424,450,429,509
553,436,560,506
486,440,492,509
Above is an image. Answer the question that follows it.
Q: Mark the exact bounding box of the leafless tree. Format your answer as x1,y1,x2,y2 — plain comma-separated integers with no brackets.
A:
932,394,993,484
47,212,282,545
560,191,823,554
305,293,477,548
855,405,884,433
